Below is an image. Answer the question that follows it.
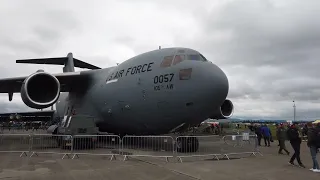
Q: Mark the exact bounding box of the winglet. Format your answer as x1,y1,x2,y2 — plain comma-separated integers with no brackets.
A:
16,53,101,72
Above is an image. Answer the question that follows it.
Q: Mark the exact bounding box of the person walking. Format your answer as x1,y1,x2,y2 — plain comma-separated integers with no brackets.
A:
255,125,262,146
287,123,305,168
302,124,308,137
277,123,290,155
307,122,320,172
261,125,271,147
276,124,281,146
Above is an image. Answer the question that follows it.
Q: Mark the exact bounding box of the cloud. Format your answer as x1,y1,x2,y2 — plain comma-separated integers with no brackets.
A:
174,0,320,120
0,0,319,120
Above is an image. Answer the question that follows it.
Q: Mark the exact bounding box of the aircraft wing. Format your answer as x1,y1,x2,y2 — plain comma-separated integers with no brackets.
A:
0,71,90,93
0,110,55,117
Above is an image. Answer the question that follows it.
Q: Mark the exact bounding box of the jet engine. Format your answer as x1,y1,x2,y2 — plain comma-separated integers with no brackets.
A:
21,70,60,109
209,99,234,119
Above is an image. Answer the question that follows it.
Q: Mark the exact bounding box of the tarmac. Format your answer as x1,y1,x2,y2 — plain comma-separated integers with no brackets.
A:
0,139,319,180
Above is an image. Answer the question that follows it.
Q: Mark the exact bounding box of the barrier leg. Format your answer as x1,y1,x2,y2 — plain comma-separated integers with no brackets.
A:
71,154,79,159
123,155,128,161
110,155,115,161
19,152,28,157
222,154,230,160
30,152,38,157
62,154,71,159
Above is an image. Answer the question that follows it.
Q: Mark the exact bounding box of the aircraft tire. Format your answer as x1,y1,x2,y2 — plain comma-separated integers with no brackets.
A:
176,136,199,153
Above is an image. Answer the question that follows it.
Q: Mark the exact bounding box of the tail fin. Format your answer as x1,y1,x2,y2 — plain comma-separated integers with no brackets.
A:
64,53,75,72
16,53,101,72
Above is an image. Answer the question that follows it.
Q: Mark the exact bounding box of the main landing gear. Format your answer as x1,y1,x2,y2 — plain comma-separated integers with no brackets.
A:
176,136,199,153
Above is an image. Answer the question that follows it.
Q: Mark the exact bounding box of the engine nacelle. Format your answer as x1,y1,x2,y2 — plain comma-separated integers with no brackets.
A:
21,71,60,109
209,99,234,119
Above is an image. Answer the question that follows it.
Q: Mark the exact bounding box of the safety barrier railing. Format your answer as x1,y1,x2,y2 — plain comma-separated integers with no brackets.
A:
72,135,121,160
175,135,222,162
222,134,262,160
302,135,308,142
0,134,31,157
121,135,174,162
0,133,263,162
29,134,73,159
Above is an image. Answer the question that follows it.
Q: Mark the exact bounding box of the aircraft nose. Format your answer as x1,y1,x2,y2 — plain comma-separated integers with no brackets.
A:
198,62,229,109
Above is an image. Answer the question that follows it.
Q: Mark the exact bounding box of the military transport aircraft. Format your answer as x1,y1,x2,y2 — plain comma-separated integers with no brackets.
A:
0,47,234,152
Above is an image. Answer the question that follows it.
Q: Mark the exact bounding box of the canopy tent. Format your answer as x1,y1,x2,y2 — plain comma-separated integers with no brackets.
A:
312,120,320,124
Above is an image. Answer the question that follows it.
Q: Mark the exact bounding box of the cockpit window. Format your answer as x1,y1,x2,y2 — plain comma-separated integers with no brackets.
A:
160,56,174,68
186,54,208,62
199,54,208,62
161,53,208,67
177,49,185,53
173,55,185,65
187,55,201,61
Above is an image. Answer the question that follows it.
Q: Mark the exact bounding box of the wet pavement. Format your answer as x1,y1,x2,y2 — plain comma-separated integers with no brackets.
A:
0,140,319,180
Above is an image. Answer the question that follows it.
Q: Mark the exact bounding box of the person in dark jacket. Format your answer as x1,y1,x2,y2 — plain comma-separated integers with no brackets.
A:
277,123,290,155
261,125,271,147
302,124,308,136
287,123,305,168
276,124,280,146
255,125,262,146
307,122,320,172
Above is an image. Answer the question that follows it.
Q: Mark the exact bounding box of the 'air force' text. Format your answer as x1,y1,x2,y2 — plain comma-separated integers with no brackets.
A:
106,62,154,82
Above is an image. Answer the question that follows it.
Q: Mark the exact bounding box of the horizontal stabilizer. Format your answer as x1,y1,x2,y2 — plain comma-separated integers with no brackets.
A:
16,56,101,70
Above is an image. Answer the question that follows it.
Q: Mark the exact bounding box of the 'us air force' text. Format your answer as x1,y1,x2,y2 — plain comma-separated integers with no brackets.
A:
106,62,154,81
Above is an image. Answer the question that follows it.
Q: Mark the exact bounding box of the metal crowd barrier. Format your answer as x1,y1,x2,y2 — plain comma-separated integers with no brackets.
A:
0,134,30,157
121,135,174,162
221,134,262,160
72,135,120,160
0,133,262,162
175,135,222,162
302,136,308,142
29,134,73,159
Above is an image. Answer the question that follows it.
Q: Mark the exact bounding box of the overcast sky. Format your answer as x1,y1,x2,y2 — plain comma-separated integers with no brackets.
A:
0,0,319,120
